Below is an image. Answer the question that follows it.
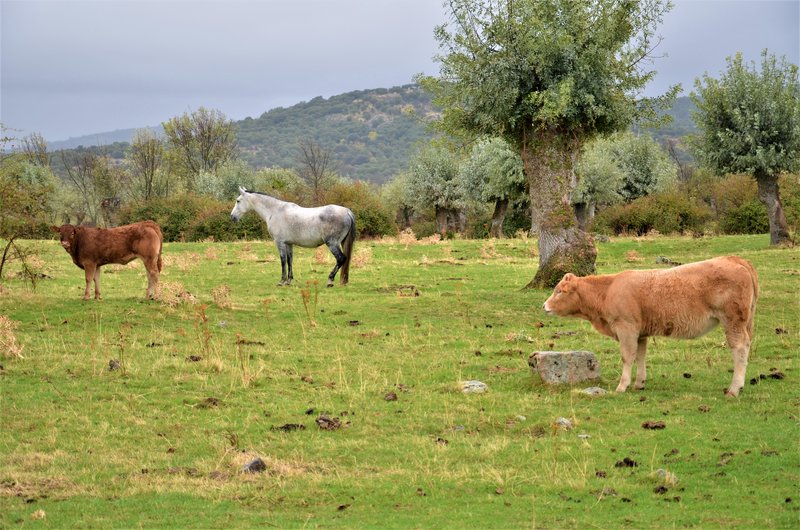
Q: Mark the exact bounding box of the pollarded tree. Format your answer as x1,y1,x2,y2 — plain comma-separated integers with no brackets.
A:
419,0,678,286
611,132,676,202
691,50,799,245
407,144,467,235
460,137,526,237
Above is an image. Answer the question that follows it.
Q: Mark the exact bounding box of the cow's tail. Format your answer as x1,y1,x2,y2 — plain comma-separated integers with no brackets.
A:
745,259,758,338
339,211,356,285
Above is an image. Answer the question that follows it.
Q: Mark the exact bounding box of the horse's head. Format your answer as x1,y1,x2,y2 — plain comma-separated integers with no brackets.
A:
231,187,250,222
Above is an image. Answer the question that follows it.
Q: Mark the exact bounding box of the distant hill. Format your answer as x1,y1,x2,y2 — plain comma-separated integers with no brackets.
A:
47,88,697,184
49,126,162,151
237,84,437,184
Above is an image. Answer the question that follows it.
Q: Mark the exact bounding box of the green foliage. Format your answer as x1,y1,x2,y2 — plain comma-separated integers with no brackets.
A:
779,173,800,231
594,190,713,235
419,0,679,147
406,145,465,212
612,132,677,202
720,200,770,235
323,181,397,238
162,107,238,191
574,137,625,206
119,194,267,242
460,137,526,203
237,85,435,183
691,50,800,178
0,157,58,238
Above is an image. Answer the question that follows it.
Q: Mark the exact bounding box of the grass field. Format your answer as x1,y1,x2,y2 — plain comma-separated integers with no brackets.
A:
1,233,798,528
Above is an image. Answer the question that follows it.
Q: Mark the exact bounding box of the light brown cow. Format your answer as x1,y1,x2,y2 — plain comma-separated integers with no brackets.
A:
52,221,163,300
542,256,758,396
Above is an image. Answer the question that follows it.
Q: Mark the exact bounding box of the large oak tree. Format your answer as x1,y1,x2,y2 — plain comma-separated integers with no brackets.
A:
419,0,677,286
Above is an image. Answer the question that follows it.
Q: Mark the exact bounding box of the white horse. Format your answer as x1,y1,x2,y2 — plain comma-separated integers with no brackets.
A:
230,187,356,286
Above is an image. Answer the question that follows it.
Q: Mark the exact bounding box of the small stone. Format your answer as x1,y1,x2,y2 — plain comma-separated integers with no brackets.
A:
654,468,678,486
108,359,121,371
242,457,267,473
461,380,488,394
580,386,608,396
578,433,591,440
384,391,398,401
554,417,573,430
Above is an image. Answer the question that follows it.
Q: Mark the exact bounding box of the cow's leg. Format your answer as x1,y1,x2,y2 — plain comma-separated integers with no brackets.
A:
276,242,289,286
326,240,346,287
82,263,96,300
143,256,159,299
724,323,750,397
93,266,102,300
634,337,648,390
615,332,639,393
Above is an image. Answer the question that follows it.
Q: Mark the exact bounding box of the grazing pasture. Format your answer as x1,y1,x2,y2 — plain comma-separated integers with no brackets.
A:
1,234,797,528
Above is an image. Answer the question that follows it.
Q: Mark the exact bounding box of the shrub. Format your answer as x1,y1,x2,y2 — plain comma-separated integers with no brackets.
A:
323,181,397,238
594,191,712,235
120,195,267,242
719,200,769,234
779,174,800,233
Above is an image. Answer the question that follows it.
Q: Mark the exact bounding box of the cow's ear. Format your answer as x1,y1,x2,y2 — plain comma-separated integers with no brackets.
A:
50,225,60,233
238,186,247,194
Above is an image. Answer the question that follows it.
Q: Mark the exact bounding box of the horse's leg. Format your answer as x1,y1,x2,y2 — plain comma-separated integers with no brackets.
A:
285,244,293,285
325,240,346,287
276,242,288,286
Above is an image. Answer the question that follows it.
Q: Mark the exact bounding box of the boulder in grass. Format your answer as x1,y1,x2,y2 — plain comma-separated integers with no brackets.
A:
528,350,601,385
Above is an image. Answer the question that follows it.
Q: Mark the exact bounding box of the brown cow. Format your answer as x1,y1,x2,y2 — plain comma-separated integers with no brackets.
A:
542,256,758,396
52,221,163,300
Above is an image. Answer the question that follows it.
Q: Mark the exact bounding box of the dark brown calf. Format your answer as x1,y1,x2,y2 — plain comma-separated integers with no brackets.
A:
52,221,163,300
542,256,758,396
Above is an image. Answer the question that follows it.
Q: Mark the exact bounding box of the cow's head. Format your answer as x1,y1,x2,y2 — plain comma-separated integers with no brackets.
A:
52,224,78,252
543,273,581,316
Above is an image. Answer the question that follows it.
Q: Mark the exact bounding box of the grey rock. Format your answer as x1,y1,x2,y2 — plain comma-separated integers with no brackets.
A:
242,457,267,473
554,417,573,430
580,386,608,396
529,351,601,385
461,380,488,394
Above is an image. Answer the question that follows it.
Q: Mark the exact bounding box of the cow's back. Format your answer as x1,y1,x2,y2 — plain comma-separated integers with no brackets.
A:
602,256,757,338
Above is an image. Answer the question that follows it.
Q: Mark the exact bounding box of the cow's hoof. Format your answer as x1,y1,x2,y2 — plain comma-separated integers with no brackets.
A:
724,387,741,397
326,282,334,288
634,384,646,390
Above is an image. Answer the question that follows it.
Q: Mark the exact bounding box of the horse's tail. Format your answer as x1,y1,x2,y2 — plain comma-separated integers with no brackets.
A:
340,211,356,285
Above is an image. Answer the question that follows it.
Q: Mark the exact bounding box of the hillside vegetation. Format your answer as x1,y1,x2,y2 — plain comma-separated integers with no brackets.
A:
49,87,697,185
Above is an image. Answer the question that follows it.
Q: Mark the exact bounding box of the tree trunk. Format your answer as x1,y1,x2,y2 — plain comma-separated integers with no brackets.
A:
435,207,465,237
490,199,509,238
521,131,597,289
573,202,595,231
756,173,793,246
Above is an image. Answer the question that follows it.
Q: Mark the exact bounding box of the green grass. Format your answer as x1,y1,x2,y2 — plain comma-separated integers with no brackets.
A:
1,234,798,529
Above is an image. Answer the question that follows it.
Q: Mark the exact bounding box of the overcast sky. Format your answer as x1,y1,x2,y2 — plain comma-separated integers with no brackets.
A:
1,0,798,143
